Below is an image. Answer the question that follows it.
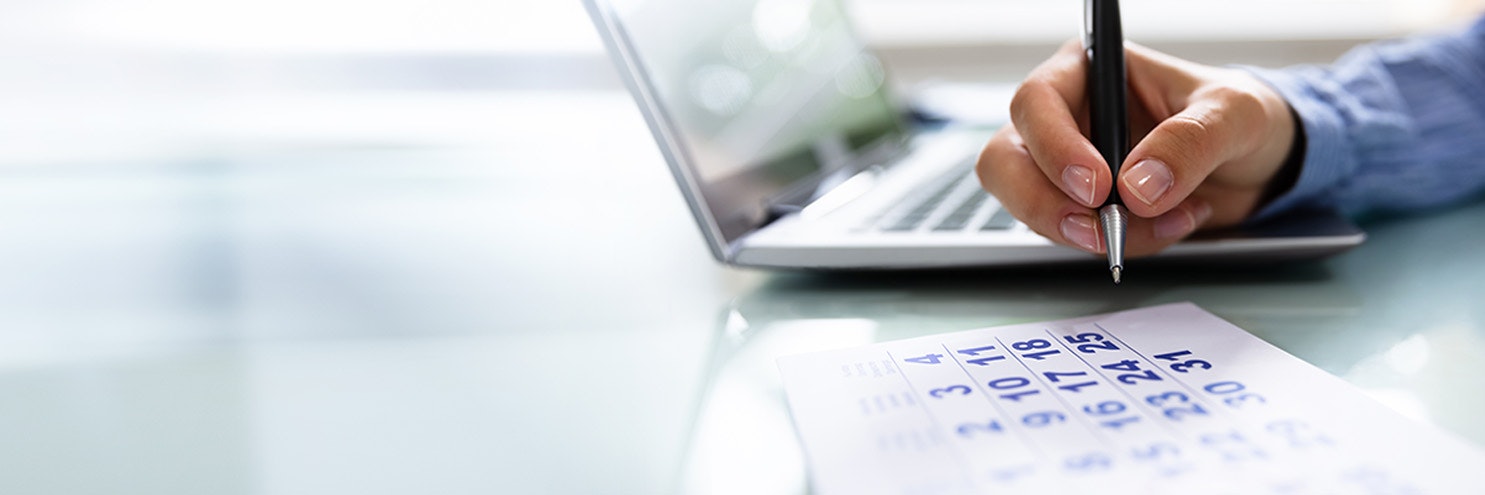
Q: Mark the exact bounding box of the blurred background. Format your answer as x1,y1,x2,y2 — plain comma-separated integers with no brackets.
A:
1,1,1483,494
1,0,1480,166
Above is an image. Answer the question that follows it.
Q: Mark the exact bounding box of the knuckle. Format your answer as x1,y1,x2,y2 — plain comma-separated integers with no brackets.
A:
1008,83,1044,123
975,130,1022,191
1157,114,1219,168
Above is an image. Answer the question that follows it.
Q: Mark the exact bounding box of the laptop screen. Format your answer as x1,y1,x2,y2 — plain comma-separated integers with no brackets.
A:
595,0,907,246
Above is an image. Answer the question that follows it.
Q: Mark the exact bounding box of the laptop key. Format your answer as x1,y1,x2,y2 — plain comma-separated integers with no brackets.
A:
881,177,961,231
981,208,1018,230
933,192,988,231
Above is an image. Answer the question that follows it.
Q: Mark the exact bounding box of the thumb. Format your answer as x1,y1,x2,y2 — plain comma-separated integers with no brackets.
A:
1119,94,1264,218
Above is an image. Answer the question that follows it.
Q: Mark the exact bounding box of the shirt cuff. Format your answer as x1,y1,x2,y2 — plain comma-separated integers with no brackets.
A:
1238,65,1358,222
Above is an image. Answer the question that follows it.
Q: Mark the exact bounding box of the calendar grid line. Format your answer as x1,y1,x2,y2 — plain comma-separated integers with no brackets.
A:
884,349,981,491
1041,328,1185,440
993,334,1114,448
1093,322,1235,423
940,342,1047,460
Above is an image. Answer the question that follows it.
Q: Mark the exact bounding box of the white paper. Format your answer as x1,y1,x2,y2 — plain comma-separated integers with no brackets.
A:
777,302,1485,495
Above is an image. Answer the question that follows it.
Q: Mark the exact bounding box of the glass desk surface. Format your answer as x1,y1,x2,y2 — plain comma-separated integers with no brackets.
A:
0,91,1480,495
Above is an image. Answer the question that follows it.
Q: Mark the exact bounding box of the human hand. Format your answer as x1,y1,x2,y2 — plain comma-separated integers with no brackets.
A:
976,41,1297,257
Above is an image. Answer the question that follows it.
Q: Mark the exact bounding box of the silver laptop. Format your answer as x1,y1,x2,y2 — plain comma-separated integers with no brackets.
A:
583,0,1364,270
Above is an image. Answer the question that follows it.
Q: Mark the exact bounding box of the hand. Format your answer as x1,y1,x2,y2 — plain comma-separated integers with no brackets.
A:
976,41,1297,257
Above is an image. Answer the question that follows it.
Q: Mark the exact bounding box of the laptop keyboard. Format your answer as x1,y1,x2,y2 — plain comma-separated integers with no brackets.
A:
871,165,1021,233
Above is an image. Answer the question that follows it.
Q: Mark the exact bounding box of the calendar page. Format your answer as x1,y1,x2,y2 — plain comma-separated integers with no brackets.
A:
777,302,1485,494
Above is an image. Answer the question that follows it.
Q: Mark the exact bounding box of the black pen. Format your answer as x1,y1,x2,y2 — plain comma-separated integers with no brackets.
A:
1085,0,1129,284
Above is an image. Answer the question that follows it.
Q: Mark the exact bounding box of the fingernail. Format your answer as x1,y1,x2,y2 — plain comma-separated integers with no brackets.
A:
1154,202,1213,239
1061,165,1096,206
1060,214,1101,252
1124,159,1174,206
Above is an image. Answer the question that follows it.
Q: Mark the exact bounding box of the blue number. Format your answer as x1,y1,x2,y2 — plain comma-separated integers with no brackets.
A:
1154,350,1211,373
1043,370,1088,382
1224,393,1266,408
1102,360,1140,372
1204,381,1246,394
1083,400,1127,415
967,356,1006,366
1267,420,1334,449
955,419,1004,438
1200,430,1267,462
1117,370,1163,385
1058,381,1098,393
1153,350,1192,361
1077,341,1119,353
1098,416,1141,430
1145,391,1189,408
1083,401,1140,430
1012,339,1061,360
1063,452,1112,472
1162,403,1208,421
988,376,1040,401
904,353,944,365
997,389,1045,401
1145,391,1209,421
1043,372,1096,392
1062,333,1103,344
957,345,998,355
988,377,1030,389
957,345,1006,366
929,385,972,398
1206,382,1267,408
1012,339,1052,351
1171,359,1212,373
1021,349,1061,360
1131,442,1180,461
1022,411,1066,428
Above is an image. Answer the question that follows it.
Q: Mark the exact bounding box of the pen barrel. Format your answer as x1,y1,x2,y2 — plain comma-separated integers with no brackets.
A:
1085,0,1129,204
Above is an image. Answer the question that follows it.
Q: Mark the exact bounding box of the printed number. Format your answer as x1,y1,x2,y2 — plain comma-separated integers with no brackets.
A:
1022,411,1066,428
957,345,1007,366
903,353,944,365
1063,333,1104,344
1063,452,1112,472
1100,360,1163,384
988,377,1040,402
1117,370,1163,385
1131,442,1180,461
957,345,997,355
1043,370,1098,393
1267,419,1334,449
1063,333,1120,353
929,385,972,398
1144,391,1209,421
955,419,1004,438
1153,349,1212,373
1082,400,1140,430
1203,381,1267,408
1011,339,1061,360
1200,430,1267,462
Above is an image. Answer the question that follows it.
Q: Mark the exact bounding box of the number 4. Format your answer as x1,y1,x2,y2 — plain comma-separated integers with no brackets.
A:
904,353,944,365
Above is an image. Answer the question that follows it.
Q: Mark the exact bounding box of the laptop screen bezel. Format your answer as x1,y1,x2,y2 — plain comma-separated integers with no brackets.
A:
583,0,910,261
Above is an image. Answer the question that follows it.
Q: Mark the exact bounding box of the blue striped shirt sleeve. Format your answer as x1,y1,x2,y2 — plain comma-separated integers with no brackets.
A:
1242,16,1485,220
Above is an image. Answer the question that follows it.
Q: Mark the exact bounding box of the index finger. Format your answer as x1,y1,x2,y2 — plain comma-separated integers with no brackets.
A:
1010,40,1111,209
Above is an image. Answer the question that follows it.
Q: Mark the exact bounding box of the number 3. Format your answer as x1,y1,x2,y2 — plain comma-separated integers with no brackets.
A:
1170,359,1212,373
930,385,972,398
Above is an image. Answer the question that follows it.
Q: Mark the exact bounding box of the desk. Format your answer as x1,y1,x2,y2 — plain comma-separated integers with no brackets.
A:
0,90,1480,494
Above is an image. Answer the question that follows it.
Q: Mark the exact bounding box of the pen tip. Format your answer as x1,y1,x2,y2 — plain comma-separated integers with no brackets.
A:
1111,266,1122,285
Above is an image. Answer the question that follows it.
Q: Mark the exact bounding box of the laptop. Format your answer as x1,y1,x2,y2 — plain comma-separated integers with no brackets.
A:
583,0,1365,270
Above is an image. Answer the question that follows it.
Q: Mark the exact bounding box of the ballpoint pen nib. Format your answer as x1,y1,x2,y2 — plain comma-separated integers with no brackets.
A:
1111,266,1122,284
